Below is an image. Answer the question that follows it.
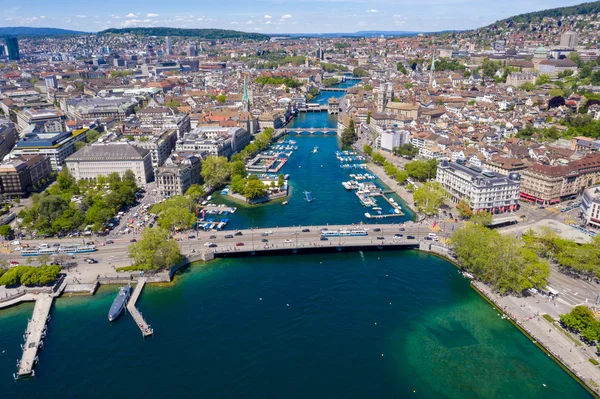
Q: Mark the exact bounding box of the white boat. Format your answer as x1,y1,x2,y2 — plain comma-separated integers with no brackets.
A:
282,201,288,205
312,146,319,154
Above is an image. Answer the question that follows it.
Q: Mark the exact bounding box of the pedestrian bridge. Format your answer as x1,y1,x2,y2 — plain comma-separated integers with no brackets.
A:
286,128,337,135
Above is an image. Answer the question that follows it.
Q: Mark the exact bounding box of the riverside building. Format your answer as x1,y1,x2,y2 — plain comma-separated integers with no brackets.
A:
580,186,600,230
436,159,521,214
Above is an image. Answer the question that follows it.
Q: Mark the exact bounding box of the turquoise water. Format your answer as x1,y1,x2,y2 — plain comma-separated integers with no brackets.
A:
0,83,592,398
0,252,591,398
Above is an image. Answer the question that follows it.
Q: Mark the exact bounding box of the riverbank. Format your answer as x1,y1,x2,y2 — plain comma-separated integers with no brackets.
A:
365,161,419,219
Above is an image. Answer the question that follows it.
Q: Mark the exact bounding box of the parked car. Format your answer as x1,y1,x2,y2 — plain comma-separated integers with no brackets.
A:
377,236,385,240
373,228,381,232
130,238,137,243
234,231,243,236
284,239,293,243
261,238,269,243
236,242,244,246
106,240,114,244
406,235,416,239
320,237,328,241
301,229,310,233
224,234,234,239
209,235,217,239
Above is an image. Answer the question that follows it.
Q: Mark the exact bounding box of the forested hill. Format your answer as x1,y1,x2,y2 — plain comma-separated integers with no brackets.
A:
0,27,87,37
495,1,600,24
99,27,270,41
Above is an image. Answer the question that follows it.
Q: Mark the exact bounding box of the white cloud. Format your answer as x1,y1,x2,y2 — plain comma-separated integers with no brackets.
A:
75,15,86,18
264,15,272,19
281,14,292,20
39,16,47,19
147,13,159,17
125,13,136,18
265,20,271,25
367,9,379,13
246,20,255,25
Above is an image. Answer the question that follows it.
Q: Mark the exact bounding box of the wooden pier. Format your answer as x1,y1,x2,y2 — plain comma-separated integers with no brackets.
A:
15,294,54,379
127,279,153,337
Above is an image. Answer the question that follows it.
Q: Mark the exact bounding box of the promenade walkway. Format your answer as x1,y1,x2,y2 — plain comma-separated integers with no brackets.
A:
127,278,153,337
16,294,53,378
473,281,600,396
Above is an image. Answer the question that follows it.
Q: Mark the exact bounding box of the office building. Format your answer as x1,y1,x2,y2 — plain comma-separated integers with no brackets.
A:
165,36,173,55
378,129,410,152
66,143,153,184
0,155,51,198
5,37,19,61
11,128,89,170
560,31,579,49
436,159,521,214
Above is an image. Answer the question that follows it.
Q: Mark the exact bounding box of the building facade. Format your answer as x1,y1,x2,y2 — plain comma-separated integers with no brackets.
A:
66,143,153,184
436,159,521,213
581,186,600,230
156,154,201,198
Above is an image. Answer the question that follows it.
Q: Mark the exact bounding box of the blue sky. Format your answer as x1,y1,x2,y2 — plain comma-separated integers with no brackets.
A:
0,0,590,33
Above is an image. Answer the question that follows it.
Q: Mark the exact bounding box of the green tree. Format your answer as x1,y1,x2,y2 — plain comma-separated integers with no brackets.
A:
128,228,183,271
158,206,195,231
85,129,101,143
74,142,86,151
230,175,246,194
0,225,13,239
395,170,408,184
185,184,205,201
413,182,446,215
405,159,438,181
37,254,51,266
277,174,285,188
372,151,386,165
201,156,230,189
535,74,551,86
470,211,493,226
230,160,247,178
244,179,267,200
352,68,369,78
366,112,371,125
341,119,356,147
363,145,373,156
216,94,226,104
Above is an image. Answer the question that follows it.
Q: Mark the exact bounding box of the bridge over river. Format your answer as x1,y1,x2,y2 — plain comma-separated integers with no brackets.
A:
284,128,338,135
188,223,455,258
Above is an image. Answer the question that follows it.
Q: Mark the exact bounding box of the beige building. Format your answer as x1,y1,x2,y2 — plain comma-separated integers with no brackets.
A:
520,154,600,204
384,102,421,120
156,154,201,198
66,143,153,184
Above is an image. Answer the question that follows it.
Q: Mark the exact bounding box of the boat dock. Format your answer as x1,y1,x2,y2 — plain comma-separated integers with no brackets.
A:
127,279,153,337
15,294,54,379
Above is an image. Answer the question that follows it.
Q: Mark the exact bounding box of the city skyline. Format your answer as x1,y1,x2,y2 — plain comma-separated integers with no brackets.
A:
0,0,591,34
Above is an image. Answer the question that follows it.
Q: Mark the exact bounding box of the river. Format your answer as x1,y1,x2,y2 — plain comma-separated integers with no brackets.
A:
0,82,593,399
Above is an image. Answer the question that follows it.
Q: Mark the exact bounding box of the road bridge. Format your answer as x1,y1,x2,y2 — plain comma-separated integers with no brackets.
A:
285,128,337,135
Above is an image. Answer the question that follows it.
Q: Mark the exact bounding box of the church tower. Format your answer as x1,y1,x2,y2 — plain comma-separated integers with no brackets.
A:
242,76,250,112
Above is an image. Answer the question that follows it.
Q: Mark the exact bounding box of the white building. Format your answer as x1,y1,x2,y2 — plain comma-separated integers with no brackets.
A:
378,129,410,152
581,186,600,230
165,36,173,55
66,143,153,184
436,159,521,214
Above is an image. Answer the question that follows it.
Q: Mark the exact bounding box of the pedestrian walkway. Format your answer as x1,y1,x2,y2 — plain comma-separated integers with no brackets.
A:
127,279,153,337
15,294,53,378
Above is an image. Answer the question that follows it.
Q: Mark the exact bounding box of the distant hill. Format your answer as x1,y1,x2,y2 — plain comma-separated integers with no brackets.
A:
281,31,423,38
99,27,270,41
0,26,87,37
495,1,600,24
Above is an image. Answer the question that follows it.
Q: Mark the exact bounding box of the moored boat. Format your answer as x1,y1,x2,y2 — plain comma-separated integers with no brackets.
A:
108,284,131,322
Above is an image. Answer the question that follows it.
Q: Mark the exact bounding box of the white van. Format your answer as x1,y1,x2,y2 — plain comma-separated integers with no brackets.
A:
428,233,438,238
39,243,49,249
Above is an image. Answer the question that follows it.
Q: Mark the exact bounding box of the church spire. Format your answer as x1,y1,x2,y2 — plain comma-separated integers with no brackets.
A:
242,75,250,111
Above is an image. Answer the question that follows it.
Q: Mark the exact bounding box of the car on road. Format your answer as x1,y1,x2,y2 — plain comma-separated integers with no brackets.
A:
236,242,244,246
209,235,217,239
424,237,433,241
234,231,243,236
204,242,215,247
284,239,293,243
106,240,114,244
320,237,328,241
264,230,273,234
261,232,269,236
224,234,234,239
52,243,60,247
373,228,381,232
320,228,328,232
394,234,403,238
261,238,269,243
130,238,137,243
207,243,217,248
188,235,196,239
84,258,97,264
406,235,415,239
399,228,405,231
292,231,299,235
377,236,385,240
301,229,310,233
10,260,19,265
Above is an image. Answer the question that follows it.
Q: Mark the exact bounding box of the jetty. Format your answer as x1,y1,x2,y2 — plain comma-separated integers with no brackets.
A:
15,294,54,379
127,278,153,337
